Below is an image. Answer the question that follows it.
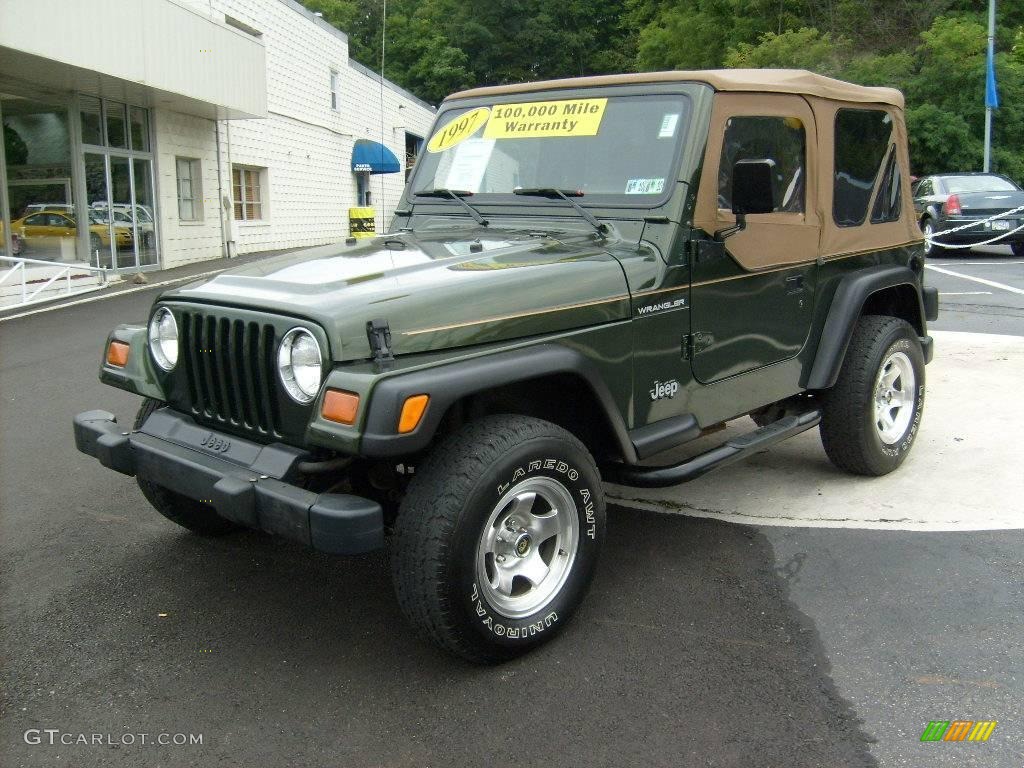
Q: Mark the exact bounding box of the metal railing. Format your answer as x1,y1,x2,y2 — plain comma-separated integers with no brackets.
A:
0,256,110,307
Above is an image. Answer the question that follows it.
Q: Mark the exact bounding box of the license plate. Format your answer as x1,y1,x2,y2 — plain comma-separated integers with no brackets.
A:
992,219,1011,231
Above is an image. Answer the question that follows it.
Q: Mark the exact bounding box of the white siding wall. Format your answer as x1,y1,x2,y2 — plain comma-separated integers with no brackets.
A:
153,110,224,267
155,0,435,268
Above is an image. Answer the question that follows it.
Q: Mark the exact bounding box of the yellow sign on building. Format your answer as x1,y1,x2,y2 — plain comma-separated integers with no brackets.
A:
349,207,376,238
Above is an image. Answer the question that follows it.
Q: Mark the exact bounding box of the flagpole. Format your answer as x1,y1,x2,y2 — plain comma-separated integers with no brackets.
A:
983,0,996,172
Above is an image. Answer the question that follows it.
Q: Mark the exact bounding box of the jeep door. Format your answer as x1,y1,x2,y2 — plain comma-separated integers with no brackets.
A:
690,94,819,383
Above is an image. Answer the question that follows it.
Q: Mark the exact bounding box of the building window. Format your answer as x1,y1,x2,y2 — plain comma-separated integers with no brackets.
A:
232,166,265,220
718,116,805,214
176,158,202,221
330,70,340,110
404,132,423,182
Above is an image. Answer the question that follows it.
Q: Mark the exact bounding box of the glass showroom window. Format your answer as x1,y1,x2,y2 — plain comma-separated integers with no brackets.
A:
232,166,264,220
176,158,202,221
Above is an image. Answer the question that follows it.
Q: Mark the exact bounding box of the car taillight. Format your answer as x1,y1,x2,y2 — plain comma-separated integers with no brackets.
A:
942,194,962,215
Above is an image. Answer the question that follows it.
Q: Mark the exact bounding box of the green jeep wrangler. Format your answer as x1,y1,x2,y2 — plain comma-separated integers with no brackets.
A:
75,69,938,663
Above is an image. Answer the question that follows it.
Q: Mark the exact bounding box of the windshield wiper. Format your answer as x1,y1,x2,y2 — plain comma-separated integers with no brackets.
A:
512,188,607,235
416,188,488,226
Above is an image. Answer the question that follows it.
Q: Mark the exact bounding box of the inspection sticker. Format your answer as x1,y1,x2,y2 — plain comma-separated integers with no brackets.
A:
625,178,665,195
426,107,491,153
659,113,680,138
483,98,607,139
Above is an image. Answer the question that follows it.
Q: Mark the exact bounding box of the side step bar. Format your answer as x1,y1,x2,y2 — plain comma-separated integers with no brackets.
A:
603,408,822,488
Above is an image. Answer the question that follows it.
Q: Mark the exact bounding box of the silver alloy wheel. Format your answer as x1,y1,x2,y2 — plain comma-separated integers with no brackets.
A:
873,350,915,444
922,220,934,255
475,476,579,619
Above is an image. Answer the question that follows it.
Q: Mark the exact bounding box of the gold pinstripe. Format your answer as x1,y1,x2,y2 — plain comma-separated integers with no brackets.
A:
401,242,921,335
401,294,630,336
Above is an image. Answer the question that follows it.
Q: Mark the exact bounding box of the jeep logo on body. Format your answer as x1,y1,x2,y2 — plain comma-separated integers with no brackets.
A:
650,379,680,401
200,433,231,453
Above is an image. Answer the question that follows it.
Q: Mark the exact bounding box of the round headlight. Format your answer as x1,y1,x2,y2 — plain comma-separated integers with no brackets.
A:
148,307,178,371
278,328,323,403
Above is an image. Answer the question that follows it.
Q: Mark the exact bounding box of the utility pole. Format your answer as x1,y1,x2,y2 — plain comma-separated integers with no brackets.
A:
983,0,996,172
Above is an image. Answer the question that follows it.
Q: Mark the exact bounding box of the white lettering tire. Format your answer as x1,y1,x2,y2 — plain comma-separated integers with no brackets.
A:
390,415,605,663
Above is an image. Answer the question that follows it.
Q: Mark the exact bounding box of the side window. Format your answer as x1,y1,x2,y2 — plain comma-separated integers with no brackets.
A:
719,116,805,213
23,214,45,225
871,147,902,224
834,109,892,226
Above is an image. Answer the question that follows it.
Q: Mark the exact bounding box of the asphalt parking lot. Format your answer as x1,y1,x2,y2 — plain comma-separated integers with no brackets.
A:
926,244,1024,335
1,248,1022,767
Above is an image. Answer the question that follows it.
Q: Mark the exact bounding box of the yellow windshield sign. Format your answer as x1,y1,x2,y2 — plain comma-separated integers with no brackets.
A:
426,107,491,153
483,98,607,139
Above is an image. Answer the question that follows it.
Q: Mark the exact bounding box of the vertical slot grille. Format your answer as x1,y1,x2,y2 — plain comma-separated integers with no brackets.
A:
180,311,278,437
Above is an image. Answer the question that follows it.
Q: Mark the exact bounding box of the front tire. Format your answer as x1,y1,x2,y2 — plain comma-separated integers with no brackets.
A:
134,399,240,535
1011,242,1024,258
391,415,605,663
820,316,925,476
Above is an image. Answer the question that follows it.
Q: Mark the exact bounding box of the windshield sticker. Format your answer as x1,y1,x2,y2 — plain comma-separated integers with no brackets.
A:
625,178,665,195
426,107,491,153
440,138,496,192
483,98,607,139
658,114,680,138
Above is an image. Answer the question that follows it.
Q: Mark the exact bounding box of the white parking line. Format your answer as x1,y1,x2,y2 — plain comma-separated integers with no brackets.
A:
931,260,1024,266
940,291,992,296
925,264,1024,296
0,267,232,323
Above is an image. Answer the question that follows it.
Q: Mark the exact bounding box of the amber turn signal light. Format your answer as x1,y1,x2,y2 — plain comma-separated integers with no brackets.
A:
321,389,360,425
106,340,130,367
398,394,429,434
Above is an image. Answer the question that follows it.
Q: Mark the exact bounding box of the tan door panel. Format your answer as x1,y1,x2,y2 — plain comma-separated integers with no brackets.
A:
694,94,820,271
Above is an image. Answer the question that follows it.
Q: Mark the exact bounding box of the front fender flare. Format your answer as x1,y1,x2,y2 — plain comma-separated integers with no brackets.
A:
804,265,926,391
359,343,636,462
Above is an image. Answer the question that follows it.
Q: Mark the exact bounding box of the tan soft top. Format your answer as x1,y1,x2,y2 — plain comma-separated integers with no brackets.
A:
447,69,904,108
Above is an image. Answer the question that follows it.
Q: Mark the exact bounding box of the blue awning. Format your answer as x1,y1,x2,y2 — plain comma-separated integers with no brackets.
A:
352,139,401,174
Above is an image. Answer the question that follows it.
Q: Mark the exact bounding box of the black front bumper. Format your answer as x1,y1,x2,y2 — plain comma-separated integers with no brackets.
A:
73,408,383,555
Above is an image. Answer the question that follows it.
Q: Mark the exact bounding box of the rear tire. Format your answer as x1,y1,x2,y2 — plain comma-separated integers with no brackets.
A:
921,218,946,257
391,415,605,663
820,316,925,476
134,398,240,535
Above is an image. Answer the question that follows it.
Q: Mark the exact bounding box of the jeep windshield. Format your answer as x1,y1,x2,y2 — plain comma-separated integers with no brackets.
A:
410,94,691,207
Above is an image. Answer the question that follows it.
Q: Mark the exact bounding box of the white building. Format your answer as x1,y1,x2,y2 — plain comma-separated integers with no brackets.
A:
0,0,435,281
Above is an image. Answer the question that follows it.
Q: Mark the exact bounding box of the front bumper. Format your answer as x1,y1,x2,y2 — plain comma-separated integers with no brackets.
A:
73,407,383,555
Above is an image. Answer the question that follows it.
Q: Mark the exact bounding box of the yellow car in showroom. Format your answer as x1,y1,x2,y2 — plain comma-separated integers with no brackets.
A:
9,209,132,262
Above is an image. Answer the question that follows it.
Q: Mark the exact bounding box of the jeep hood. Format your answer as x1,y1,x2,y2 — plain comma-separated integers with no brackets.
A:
163,227,631,360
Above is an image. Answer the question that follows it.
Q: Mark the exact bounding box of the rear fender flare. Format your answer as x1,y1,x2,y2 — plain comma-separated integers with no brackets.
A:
805,265,926,391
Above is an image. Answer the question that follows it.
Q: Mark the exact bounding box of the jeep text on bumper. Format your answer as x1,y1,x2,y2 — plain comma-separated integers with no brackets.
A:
74,408,383,555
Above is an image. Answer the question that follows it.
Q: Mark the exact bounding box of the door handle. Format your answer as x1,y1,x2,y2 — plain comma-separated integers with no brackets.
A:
785,274,805,293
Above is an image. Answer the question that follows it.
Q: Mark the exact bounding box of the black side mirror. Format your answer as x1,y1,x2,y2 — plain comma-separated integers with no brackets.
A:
732,159,776,215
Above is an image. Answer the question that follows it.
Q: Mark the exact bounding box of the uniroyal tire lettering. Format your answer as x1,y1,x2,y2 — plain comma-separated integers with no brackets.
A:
470,582,560,638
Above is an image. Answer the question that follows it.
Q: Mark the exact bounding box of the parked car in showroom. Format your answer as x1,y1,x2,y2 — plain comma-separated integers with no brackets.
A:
912,172,1024,257
8,210,132,264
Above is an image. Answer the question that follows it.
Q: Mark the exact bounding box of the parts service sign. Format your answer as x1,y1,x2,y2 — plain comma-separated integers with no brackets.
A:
426,99,607,152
